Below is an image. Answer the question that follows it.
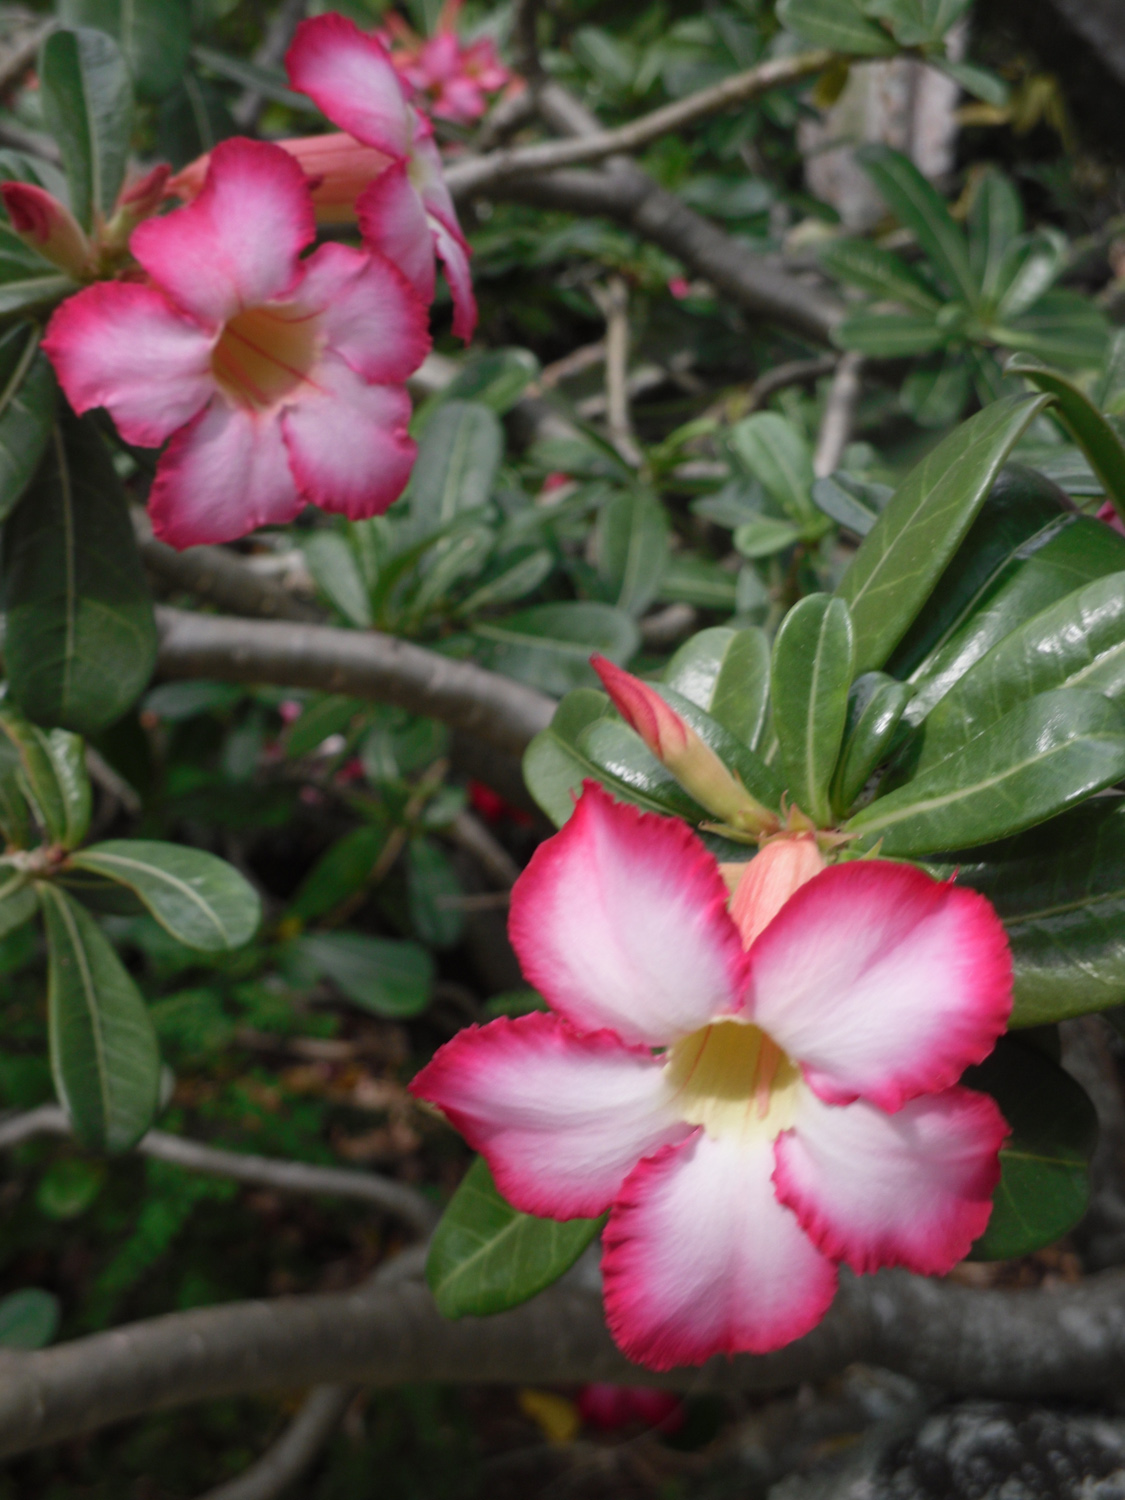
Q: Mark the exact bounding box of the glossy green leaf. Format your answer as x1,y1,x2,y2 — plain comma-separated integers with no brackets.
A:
729,413,817,526
833,310,948,358
405,400,503,541
776,0,895,53
770,595,855,825
294,931,434,1017
1008,356,1125,523
836,394,1052,674
407,837,464,949
59,0,191,100
664,626,772,750
68,841,260,952
302,531,372,628
0,326,54,525
2,415,157,735
847,689,1125,856
908,572,1125,777
595,488,670,617
579,717,707,820
39,27,133,229
830,671,911,815
522,689,613,826
858,145,976,303
40,882,160,1152
818,238,940,312
286,825,385,924
0,1289,60,1349
472,602,638,696
0,704,91,848
427,1155,603,1318
966,1035,1095,1260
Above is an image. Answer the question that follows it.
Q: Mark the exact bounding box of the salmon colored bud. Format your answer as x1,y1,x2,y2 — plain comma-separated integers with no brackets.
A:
174,135,395,227
592,654,776,837
1,183,91,278
725,835,826,949
118,163,171,215
167,154,207,204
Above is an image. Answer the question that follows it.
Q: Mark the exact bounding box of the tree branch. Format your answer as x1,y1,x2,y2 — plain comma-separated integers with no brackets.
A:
445,50,832,197
154,608,555,758
194,1385,355,1500
137,525,320,624
813,351,864,478
4,1258,1125,1457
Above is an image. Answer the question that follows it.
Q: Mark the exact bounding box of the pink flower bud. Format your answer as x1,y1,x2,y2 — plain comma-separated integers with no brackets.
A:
1098,500,1125,537
726,834,826,949
1,183,91,279
576,1383,684,1433
171,135,393,227
592,655,776,837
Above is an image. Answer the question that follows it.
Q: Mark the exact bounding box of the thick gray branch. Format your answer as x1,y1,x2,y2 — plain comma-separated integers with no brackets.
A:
154,608,555,758
3,1260,1125,1457
137,530,319,624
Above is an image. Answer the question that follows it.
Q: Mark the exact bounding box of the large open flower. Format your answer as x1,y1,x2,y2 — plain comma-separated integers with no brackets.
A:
285,12,476,340
43,137,430,549
411,784,1012,1370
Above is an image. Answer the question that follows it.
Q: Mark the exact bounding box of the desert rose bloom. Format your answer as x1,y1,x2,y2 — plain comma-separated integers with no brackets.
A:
285,12,476,341
43,138,430,549
411,784,1012,1370
383,0,511,124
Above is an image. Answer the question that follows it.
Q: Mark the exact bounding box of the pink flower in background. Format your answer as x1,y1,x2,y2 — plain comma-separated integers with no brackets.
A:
668,277,692,300
383,0,511,124
285,12,477,340
44,138,430,549
577,1384,684,1433
412,784,1012,1370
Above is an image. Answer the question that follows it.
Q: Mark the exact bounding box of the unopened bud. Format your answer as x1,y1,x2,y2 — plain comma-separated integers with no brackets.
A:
592,655,776,836
1,183,91,279
99,164,173,257
172,134,393,226
725,834,826,949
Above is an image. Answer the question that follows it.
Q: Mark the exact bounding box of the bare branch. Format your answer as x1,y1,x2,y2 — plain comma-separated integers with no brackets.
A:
195,1385,355,1500
746,355,839,413
592,276,642,467
813,351,865,478
136,524,320,625
446,809,522,887
445,51,832,198
154,608,555,758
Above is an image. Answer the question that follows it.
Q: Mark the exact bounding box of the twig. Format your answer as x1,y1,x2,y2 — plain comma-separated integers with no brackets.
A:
135,515,320,624
509,0,542,77
0,1106,436,1234
813,351,865,479
529,339,607,394
473,86,536,152
0,115,59,162
444,50,833,198
592,276,642,466
232,0,309,130
639,603,698,650
745,355,838,414
154,607,556,758
195,1385,355,1500
446,809,521,887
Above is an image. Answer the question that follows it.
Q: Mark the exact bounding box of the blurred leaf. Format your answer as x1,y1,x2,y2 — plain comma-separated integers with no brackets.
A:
968,169,1023,300
302,532,372,628
472,602,638,696
777,0,895,54
770,595,855,825
858,145,976,302
833,310,948,358
1008,357,1125,524
0,326,54,525
2,414,157,734
156,69,237,168
427,1155,604,1318
457,549,553,616
595,489,670,617
657,553,739,610
415,349,539,429
901,352,972,428
729,413,817,526
405,401,503,542
40,883,161,1152
664,626,771,750
39,26,133,229
733,516,802,558
407,837,464,949
294,931,434,1018
36,1158,105,1220
830,671,911,814
69,841,260,952
0,877,36,940
287,825,385,924
191,44,315,112
60,0,190,100
1001,291,1107,369
285,696,364,758
0,1288,60,1348
819,239,940,312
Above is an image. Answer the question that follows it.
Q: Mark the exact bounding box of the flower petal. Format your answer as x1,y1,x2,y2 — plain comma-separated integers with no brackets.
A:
292,241,431,383
429,208,477,341
409,1013,691,1218
774,1085,1008,1275
131,138,315,326
42,282,213,446
282,352,416,518
286,13,412,158
148,400,303,549
356,162,435,306
602,1132,838,1370
745,861,1012,1112
509,783,748,1047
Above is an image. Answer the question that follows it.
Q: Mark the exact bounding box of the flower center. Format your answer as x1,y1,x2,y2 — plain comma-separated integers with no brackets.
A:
211,304,321,412
665,1021,801,1143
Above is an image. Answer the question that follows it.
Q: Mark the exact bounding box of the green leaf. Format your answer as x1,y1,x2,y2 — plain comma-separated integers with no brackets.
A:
427,1155,603,1318
40,882,160,1152
2,414,157,735
858,145,976,302
659,685,785,811
901,352,972,428
836,393,1052,674
935,57,1009,107
864,0,971,45
293,931,434,1018
579,717,708,821
190,44,316,113
456,548,553,617
156,69,237,168
38,27,133,230
407,837,464,949
36,1157,104,1218
595,488,670,617
992,233,1066,323
728,413,817,526
832,310,948,358
0,703,91,848
0,1289,60,1349
522,689,612,826
0,327,54,525
733,516,803,558
966,1036,1095,1260
59,0,190,101
830,671,911,815
968,169,1023,301
777,0,896,53
1008,357,1125,524
68,841,260,952
664,626,772,750
1000,291,1107,369
907,573,1125,777
770,595,855,825
0,876,36,939
471,602,639,696
846,689,1125,855
284,695,365,758
811,472,892,537
405,401,503,542
819,238,941,313
657,553,739,611
302,531,372,628
286,824,385,924
414,348,539,430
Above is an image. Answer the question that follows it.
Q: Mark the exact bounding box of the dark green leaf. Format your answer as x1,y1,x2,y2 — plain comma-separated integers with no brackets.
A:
1008,357,1125,524
0,326,54,525
0,875,36,939
0,703,90,848
285,696,365,758
776,0,896,53
457,549,553,616
936,57,1009,106
1001,291,1107,369
405,401,503,542
836,394,1052,674
407,837,464,949
770,595,855,825
664,626,772,750
733,516,803,558
830,671,911,815
595,488,670,617
579,717,708,819
656,553,739,611
39,27,133,229
819,238,940,312
191,44,316,113
834,310,948,358
294,931,434,1017
901,352,972,428
59,0,190,100
811,472,892,537
414,348,539,429
2,415,157,734
286,825,385,923
0,1288,60,1349
40,882,160,1152
156,69,237,168
522,689,610,826
729,413,817,526
427,1155,603,1318
68,840,260,951
969,170,1023,300
847,689,1125,855
858,145,976,302
472,602,638,696
36,1158,104,1219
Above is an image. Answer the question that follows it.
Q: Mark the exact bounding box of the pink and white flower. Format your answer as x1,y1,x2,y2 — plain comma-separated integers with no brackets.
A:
285,12,477,341
43,137,430,549
411,784,1012,1370
382,0,512,125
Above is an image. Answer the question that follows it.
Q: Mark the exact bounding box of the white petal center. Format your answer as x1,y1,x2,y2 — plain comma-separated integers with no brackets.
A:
665,1021,802,1144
